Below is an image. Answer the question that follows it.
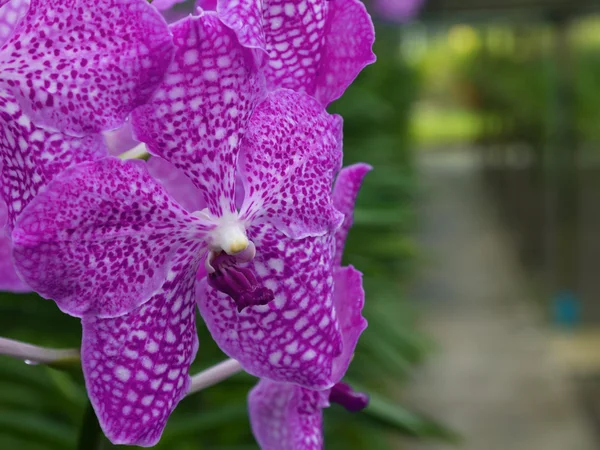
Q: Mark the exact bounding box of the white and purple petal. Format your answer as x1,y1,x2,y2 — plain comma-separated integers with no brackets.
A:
239,89,343,239
248,380,327,450
210,0,375,105
0,91,107,228
198,223,342,389
82,264,199,447
0,0,173,135
313,0,376,106
330,266,366,382
0,196,28,292
152,0,186,10
332,163,371,267
215,0,266,55
131,13,265,218
103,122,139,157
12,157,211,318
0,0,29,46
146,157,206,214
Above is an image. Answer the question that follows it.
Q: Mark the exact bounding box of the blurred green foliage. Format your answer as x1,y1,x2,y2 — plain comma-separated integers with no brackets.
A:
412,16,600,149
0,23,451,450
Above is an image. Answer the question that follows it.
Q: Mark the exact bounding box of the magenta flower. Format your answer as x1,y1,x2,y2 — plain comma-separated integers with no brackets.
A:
131,11,352,391
11,12,344,445
197,0,376,106
248,163,371,450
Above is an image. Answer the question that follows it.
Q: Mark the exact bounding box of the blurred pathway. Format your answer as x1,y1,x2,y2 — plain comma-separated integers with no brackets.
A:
404,150,597,450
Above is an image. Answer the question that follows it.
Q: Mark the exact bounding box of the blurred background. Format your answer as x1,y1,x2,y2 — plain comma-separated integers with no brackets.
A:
2,0,600,449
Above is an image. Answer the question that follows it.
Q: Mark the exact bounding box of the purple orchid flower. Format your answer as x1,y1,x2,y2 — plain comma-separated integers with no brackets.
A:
11,11,345,445
131,11,353,391
248,163,371,450
0,0,172,291
196,0,376,106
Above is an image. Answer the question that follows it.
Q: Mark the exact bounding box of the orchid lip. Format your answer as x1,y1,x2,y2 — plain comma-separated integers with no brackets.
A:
328,382,369,412
207,257,274,312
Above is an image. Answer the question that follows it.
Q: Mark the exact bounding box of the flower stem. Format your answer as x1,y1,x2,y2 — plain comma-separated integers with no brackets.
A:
117,142,150,161
0,337,243,395
0,337,79,364
77,401,103,450
188,359,244,395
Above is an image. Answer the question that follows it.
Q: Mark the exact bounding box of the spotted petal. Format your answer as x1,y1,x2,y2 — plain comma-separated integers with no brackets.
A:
82,264,199,447
152,0,186,10
0,197,28,292
312,0,376,106
146,157,206,214
131,13,265,218
0,0,173,135
103,122,139,156
198,223,342,389
215,0,266,55
0,91,107,229
239,89,343,239
330,266,366,382
332,163,371,267
209,0,375,106
248,379,327,450
12,157,211,318
0,0,29,46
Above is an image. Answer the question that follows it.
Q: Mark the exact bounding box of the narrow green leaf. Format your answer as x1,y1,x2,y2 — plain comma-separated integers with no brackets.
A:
0,410,76,448
359,392,460,443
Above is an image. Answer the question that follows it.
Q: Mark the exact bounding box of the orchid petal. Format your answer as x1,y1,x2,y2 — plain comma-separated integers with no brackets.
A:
312,0,376,106
146,157,206,214
82,264,199,447
332,163,371,266
103,122,139,156
239,89,343,239
0,197,28,292
213,0,375,105
0,0,173,135
0,0,29,46
0,91,107,229
152,0,186,11
198,223,342,389
131,13,265,218
260,0,328,97
215,0,266,55
249,379,327,450
12,157,210,318
330,266,366,382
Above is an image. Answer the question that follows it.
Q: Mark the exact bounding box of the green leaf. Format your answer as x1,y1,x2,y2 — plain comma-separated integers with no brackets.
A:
0,410,76,448
159,404,249,444
359,391,460,443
